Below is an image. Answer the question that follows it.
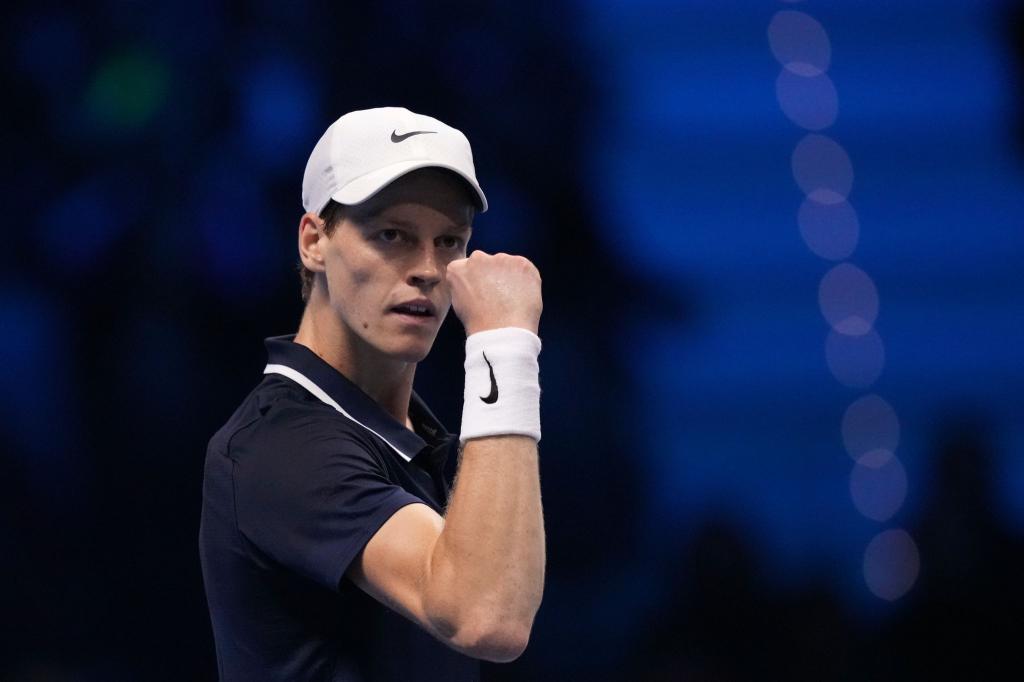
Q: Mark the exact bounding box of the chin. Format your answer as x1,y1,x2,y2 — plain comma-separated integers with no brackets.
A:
382,338,434,364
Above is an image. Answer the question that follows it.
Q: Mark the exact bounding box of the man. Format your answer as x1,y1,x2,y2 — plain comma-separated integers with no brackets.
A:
199,107,545,681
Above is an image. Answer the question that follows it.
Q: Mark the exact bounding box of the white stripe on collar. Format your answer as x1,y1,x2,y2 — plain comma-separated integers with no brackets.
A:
263,363,413,462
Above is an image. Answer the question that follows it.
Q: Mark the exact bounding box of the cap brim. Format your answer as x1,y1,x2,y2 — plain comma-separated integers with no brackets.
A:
331,159,488,212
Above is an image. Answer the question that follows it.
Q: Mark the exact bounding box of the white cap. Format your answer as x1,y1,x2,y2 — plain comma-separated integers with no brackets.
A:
302,107,488,215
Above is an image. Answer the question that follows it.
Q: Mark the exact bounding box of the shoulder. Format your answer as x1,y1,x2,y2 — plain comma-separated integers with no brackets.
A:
228,375,377,454
228,378,390,487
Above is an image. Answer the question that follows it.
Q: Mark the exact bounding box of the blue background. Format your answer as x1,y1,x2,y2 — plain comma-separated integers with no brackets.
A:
3,0,1023,679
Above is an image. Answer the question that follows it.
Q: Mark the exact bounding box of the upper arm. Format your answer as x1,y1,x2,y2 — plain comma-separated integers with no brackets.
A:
345,502,449,637
346,438,540,663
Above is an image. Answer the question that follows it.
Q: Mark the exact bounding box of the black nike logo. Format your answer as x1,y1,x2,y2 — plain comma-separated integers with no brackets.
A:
480,352,498,404
391,129,437,143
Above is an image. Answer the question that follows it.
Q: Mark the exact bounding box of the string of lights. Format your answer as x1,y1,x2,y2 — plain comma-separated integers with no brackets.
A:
768,3,920,602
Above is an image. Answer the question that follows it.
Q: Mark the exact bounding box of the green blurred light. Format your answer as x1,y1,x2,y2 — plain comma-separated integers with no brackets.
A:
85,51,169,132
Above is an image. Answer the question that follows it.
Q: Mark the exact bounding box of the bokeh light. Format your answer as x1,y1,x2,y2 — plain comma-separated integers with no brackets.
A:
798,194,859,260
825,328,885,388
842,394,900,464
775,69,838,130
818,263,878,336
767,10,831,77
43,173,136,273
193,154,281,301
850,455,908,522
238,56,319,173
863,529,920,601
792,134,853,203
85,50,169,133
0,287,85,502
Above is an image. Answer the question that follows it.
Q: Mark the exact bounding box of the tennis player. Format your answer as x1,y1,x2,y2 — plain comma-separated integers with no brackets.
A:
199,107,545,681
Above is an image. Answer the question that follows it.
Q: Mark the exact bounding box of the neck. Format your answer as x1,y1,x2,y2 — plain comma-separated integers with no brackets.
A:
293,291,416,428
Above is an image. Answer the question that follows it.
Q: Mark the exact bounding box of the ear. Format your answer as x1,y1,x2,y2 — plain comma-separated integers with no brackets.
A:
298,212,327,273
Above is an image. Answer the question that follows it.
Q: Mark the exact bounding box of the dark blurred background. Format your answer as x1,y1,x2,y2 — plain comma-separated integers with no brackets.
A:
3,0,1024,680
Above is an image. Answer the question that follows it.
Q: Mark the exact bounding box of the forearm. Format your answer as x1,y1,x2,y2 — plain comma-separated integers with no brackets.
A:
424,253,545,659
424,434,545,656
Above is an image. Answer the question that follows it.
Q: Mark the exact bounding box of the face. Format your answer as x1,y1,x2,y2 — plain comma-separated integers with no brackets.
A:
317,169,475,363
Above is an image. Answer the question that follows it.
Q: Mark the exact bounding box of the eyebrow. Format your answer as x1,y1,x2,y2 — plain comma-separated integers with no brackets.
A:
381,217,472,233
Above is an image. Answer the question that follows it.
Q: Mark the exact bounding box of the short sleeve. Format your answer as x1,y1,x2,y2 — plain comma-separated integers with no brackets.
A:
233,404,423,590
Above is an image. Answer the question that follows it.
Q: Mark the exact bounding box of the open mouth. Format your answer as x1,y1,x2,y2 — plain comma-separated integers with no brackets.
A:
390,302,436,318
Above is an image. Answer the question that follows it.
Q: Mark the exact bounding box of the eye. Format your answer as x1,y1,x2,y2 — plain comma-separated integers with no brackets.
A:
437,235,464,249
378,229,402,243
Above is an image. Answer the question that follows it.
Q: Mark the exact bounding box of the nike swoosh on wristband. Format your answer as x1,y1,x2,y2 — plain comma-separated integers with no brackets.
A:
480,352,499,404
391,129,437,143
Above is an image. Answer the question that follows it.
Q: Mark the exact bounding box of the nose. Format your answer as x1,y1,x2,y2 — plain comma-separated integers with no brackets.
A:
408,245,442,289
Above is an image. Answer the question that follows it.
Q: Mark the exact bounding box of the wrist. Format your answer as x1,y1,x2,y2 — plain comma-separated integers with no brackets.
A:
464,320,540,337
459,328,542,444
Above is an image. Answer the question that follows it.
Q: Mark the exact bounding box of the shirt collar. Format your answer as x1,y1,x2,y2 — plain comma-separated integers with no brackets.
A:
262,335,449,462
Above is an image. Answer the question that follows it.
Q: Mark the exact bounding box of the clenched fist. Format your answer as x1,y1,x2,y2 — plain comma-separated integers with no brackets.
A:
446,251,543,336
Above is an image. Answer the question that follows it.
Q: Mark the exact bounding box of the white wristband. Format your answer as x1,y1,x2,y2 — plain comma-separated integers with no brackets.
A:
459,327,542,444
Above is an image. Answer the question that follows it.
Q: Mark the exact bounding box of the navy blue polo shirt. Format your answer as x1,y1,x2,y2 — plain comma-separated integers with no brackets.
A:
199,335,479,681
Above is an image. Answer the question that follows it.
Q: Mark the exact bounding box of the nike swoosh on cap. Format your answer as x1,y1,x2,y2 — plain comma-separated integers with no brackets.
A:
391,129,437,143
